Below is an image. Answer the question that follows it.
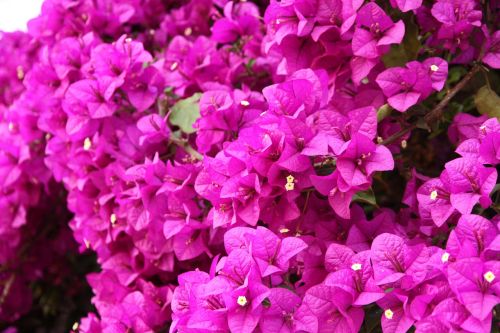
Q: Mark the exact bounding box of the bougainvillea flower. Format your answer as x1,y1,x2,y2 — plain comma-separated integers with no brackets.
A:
448,113,490,144
294,283,364,333
371,233,432,288
422,57,448,91
414,297,492,333
417,178,456,226
346,208,402,252
64,78,118,119
211,1,261,44
336,133,394,191
446,214,498,259
263,69,329,117
219,173,262,226
447,258,499,320
442,157,497,214
325,248,385,305
3,0,500,330
482,30,500,69
431,0,482,27
260,288,301,333
390,0,423,12
479,132,500,165
310,171,359,219
251,226,307,277
376,61,438,112
307,106,377,155
215,252,269,333
377,293,415,333
352,3,405,59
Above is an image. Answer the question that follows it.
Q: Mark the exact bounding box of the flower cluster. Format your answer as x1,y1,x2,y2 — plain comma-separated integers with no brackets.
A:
0,0,499,332
0,30,80,324
417,117,499,227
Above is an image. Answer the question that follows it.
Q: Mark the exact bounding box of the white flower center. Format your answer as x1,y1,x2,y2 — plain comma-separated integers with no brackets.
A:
285,175,295,191
240,100,250,106
110,213,117,225
430,64,439,72
17,66,24,80
484,271,495,283
237,295,248,306
351,263,362,271
384,309,394,319
441,252,450,263
430,190,438,200
83,138,92,150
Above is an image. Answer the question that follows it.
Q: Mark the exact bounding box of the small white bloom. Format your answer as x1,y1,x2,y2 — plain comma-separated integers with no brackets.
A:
351,263,362,271
430,190,438,200
83,138,92,151
484,271,495,283
237,295,248,306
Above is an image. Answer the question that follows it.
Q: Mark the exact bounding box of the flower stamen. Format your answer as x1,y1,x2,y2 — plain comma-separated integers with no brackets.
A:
237,295,248,306
83,138,92,150
430,190,438,200
484,271,495,283
351,263,362,271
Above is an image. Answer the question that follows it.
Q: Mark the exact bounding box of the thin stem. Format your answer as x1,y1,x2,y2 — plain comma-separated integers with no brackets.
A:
424,64,481,125
0,274,15,308
382,64,481,146
170,136,203,161
295,191,311,235
382,124,416,146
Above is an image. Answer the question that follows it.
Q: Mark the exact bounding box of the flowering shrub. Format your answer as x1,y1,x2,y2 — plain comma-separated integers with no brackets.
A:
0,0,499,332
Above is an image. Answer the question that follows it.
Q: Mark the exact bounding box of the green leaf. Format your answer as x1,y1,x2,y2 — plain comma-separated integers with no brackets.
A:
447,66,467,85
377,104,392,122
474,86,500,119
163,86,180,99
245,58,256,71
261,298,271,308
352,189,378,207
169,93,202,134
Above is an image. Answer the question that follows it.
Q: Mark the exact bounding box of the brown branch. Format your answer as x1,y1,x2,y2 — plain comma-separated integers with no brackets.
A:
0,274,15,308
382,124,416,146
424,64,481,124
382,64,481,146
